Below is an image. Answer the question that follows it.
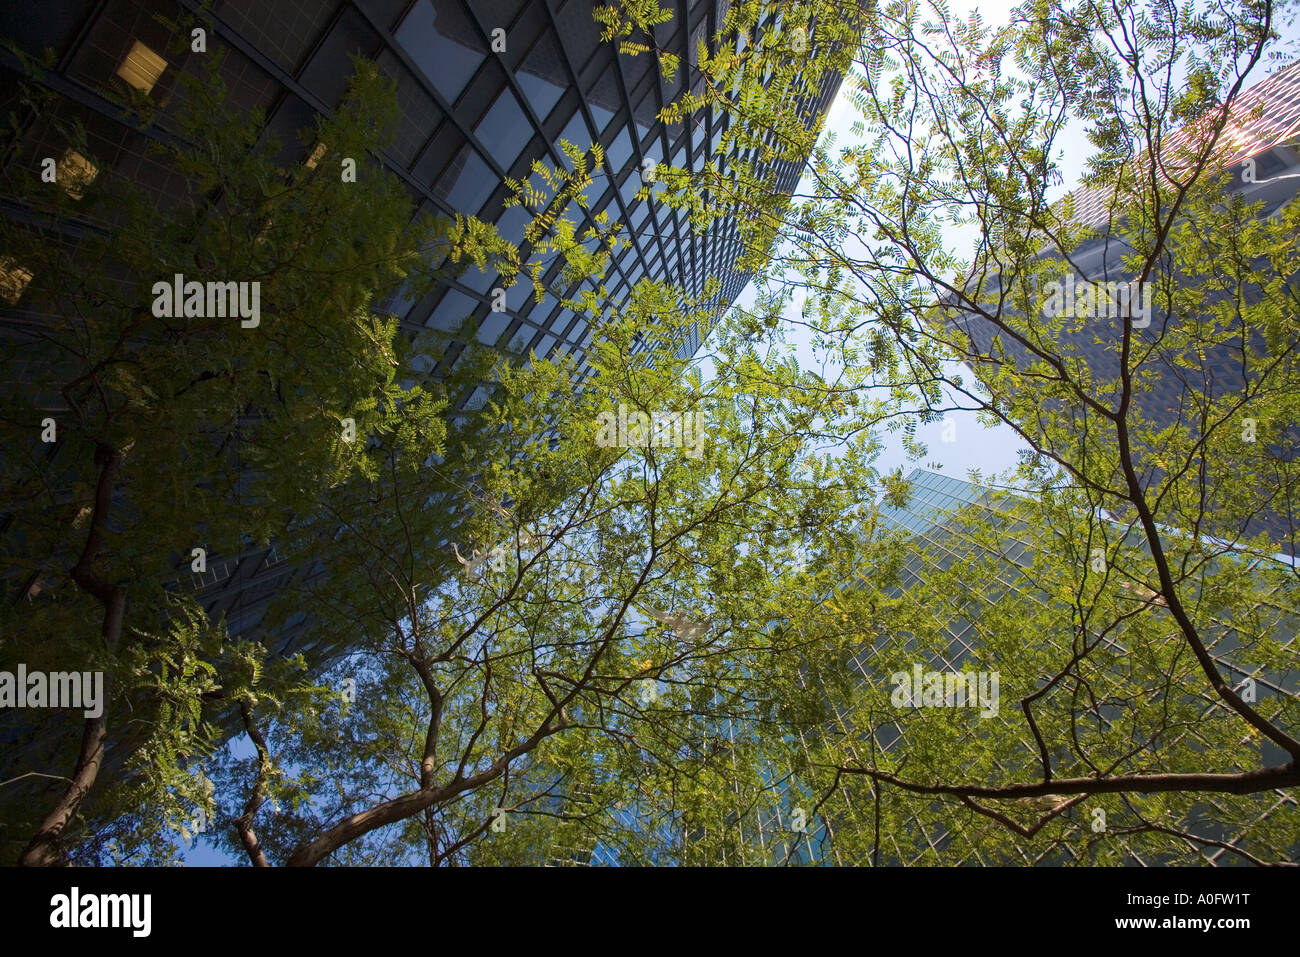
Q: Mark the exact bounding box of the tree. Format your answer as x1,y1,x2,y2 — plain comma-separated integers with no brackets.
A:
0,45,505,864
10,0,1298,869
667,0,1300,862
4,6,872,867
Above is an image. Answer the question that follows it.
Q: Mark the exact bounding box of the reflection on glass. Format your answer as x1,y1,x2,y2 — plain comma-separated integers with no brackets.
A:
496,205,530,247
503,279,533,311
396,0,487,103
459,264,496,294
606,126,633,173
528,292,559,324
476,312,510,345
557,113,592,166
518,35,567,120
444,147,497,216
619,172,640,206
589,100,615,135
475,88,533,171
385,281,420,322
428,288,479,332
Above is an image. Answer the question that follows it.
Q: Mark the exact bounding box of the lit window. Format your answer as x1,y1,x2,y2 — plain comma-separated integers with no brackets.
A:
305,141,328,169
57,149,98,198
0,257,34,304
116,40,168,94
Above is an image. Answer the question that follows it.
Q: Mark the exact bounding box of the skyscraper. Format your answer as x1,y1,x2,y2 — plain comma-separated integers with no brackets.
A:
0,0,844,644
937,61,1300,553
703,469,1299,864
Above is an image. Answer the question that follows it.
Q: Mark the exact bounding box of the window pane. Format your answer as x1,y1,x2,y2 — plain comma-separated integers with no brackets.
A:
606,125,633,174
495,204,530,247
517,35,566,120
442,147,497,215
557,112,592,165
477,311,510,345
397,0,487,104
428,288,479,332
475,88,533,170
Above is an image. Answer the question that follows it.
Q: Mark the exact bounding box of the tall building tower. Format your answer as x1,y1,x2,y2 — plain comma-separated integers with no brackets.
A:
706,469,1299,865
0,1,847,835
938,62,1300,552
0,0,845,644
946,61,1300,380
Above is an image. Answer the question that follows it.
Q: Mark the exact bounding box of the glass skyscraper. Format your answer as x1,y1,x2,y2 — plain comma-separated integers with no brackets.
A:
0,0,844,643
699,469,1299,865
937,62,1300,553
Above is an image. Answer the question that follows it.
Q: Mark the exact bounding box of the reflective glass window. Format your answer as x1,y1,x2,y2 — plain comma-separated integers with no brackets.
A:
477,311,511,345
428,288,480,332
443,147,497,215
502,278,534,311
495,204,531,248
474,87,533,170
606,126,634,174
619,171,641,206
517,36,566,120
589,100,616,136
557,112,592,164
397,0,487,104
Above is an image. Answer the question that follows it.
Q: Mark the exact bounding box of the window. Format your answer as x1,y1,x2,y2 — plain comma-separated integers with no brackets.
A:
501,278,533,311
605,126,633,173
443,146,497,215
0,258,33,304
556,112,592,165
428,288,479,332
304,141,328,169
396,0,487,103
517,36,566,120
588,98,616,137
508,328,532,353
495,204,531,247
56,150,98,198
527,292,559,324
619,170,642,206
629,202,649,229
477,311,510,345
116,40,167,93
474,88,533,170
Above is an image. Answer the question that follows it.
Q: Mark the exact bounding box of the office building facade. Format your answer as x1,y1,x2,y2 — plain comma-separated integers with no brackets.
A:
707,469,1299,864
1,0,844,644
938,62,1300,552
